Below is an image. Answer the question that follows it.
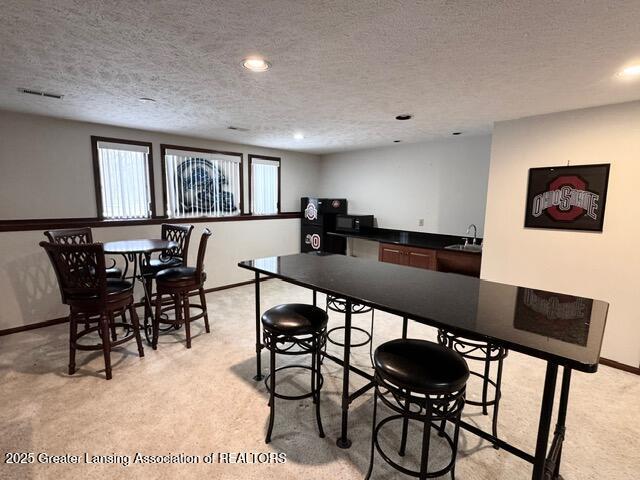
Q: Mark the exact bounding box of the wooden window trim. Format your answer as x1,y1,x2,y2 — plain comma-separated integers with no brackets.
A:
91,136,156,219
160,144,245,217
248,154,282,215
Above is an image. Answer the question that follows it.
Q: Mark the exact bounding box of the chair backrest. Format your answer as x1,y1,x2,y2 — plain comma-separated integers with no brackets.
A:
44,227,93,245
161,224,194,265
195,228,212,279
40,241,107,303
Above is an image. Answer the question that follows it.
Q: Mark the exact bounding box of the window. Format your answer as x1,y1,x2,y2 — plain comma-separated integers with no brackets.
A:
161,145,243,218
249,155,280,215
91,137,155,219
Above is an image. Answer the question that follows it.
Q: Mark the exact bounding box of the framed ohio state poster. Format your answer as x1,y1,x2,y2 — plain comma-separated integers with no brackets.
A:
524,163,610,231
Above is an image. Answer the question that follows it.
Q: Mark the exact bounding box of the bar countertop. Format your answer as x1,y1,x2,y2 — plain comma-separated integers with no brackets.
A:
327,227,482,253
239,253,609,372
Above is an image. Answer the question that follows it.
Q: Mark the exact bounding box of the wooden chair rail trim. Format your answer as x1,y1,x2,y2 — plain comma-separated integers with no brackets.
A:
0,213,301,232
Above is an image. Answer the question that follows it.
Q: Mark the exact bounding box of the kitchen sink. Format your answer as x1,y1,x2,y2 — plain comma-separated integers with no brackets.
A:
444,244,482,253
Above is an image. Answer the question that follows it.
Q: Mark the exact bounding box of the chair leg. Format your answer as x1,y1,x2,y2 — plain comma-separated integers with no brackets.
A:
450,407,463,480
365,388,379,480
68,313,77,375
183,294,191,349
398,391,411,456
265,348,276,443
129,304,144,358
99,314,112,380
419,406,433,480
143,277,153,324
199,288,210,334
108,312,117,342
173,294,182,328
314,340,325,438
153,292,163,350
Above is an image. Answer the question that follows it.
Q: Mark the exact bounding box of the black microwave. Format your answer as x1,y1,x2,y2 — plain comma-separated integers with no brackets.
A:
335,214,374,233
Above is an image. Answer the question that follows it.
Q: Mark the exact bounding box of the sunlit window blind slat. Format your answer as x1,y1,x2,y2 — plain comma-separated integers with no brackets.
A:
252,160,279,215
164,152,241,218
97,144,151,219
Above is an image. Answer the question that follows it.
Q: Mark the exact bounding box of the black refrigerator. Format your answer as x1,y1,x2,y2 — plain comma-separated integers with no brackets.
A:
301,197,347,254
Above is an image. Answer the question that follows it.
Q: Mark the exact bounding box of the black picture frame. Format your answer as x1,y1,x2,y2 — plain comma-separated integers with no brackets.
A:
524,164,610,232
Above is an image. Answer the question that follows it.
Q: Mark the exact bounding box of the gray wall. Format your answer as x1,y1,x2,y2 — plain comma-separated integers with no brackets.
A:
318,135,492,237
0,110,321,219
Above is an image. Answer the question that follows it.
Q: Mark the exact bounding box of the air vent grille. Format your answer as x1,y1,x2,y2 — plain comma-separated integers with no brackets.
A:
18,88,64,99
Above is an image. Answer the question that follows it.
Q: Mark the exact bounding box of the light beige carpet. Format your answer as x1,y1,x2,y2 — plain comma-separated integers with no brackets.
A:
0,279,638,480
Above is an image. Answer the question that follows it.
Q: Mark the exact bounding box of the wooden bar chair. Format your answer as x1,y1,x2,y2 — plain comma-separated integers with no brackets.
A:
44,227,122,279
152,228,211,349
40,241,144,380
141,223,194,319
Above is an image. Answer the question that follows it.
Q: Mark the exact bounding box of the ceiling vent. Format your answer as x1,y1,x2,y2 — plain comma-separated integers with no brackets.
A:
18,88,64,99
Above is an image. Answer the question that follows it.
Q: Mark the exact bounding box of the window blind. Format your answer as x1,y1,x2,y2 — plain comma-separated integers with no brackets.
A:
96,142,151,219
164,150,241,218
251,158,279,215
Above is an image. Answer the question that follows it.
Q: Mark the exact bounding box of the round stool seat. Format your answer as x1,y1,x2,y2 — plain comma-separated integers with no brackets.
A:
262,304,328,336
375,339,469,394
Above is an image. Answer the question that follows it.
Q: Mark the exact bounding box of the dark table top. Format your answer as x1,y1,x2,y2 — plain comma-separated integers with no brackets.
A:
328,227,481,253
103,239,177,254
238,253,608,372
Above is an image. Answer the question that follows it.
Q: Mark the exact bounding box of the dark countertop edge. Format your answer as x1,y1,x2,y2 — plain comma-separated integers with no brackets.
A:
237,260,598,372
327,229,483,254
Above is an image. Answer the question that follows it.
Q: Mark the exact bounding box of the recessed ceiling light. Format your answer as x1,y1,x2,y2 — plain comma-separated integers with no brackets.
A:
618,64,640,78
293,132,304,140
452,132,462,135
242,57,271,72
139,97,156,103
395,114,413,121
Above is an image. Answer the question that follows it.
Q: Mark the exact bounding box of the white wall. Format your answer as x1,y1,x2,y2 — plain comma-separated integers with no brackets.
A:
0,110,321,218
0,110,321,331
318,135,492,237
482,101,640,367
0,219,301,331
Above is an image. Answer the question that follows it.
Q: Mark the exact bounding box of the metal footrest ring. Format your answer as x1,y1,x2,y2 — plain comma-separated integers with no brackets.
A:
327,325,372,348
264,364,324,401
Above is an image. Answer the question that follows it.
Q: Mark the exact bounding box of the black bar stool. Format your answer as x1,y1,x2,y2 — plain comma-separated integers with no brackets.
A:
437,330,508,441
325,295,375,349
366,339,469,480
262,303,328,443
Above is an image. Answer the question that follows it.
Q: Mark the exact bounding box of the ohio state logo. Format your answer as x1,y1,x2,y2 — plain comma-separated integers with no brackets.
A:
304,202,318,221
531,175,599,221
305,233,321,250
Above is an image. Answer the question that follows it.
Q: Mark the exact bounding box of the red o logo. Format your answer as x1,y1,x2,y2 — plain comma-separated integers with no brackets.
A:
547,175,586,221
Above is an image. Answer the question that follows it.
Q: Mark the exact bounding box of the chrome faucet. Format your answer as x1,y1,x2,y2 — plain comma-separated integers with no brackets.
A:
466,224,478,245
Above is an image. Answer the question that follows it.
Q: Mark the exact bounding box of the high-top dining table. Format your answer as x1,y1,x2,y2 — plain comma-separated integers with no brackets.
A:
104,239,178,342
238,252,609,480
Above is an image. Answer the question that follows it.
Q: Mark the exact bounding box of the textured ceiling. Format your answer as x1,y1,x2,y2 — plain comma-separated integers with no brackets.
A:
1,0,640,154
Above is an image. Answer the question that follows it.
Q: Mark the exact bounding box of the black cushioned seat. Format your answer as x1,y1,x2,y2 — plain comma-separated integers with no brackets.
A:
262,304,329,335
155,266,206,283
66,279,133,300
105,267,123,278
142,257,182,276
105,278,133,294
374,339,469,394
